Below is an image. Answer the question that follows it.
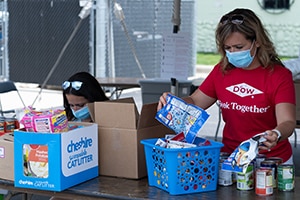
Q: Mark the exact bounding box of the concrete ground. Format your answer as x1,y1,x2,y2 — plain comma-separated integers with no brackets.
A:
1,65,300,199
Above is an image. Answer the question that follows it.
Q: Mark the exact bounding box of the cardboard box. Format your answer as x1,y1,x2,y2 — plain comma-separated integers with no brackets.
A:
89,98,174,179
14,122,98,191
0,133,14,181
295,80,300,125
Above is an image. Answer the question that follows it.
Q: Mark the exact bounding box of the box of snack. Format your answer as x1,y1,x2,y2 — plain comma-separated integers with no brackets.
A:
155,93,210,143
20,107,68,133
14,122,98,191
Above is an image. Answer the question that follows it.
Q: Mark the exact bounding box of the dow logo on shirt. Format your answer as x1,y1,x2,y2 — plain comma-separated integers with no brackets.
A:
226,83,263,97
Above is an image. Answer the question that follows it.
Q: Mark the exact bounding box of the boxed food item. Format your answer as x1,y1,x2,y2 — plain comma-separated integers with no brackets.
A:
221,133,266,173
20,107,68,133
14,122,98,191
155,93,209,143
0,133,14,181
89,97,173,179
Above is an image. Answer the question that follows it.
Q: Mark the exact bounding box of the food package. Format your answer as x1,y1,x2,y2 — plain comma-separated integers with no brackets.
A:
221,132,267,173
20,107,69,133
155,94,209,143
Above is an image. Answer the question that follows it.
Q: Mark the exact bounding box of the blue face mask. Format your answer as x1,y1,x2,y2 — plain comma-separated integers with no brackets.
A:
225,42,256,68
72,106,90,120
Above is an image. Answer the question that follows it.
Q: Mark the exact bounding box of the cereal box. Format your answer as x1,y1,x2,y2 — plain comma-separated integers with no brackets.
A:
155,94,210,143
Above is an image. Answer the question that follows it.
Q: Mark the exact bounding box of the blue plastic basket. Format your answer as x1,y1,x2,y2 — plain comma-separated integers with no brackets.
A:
141,138,224,195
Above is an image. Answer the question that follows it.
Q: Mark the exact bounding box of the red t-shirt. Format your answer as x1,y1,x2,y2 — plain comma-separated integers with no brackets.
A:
199,64,296,162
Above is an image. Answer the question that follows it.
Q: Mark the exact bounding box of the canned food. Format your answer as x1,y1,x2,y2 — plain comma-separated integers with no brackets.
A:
255,167,273,196
266,157,283,166
14,118,20,129
237,163,254,190
254,154,266,170
0,117,5,135
261,160,277,188
218,156,233,186
219,152,230,159
5,118,16,133
265,157,283,186
277,164,294,191
232,172,237,184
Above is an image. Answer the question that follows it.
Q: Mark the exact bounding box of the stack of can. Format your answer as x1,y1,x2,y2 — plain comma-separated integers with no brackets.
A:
254,157,294,196
0,116,19,135
218,153,295,195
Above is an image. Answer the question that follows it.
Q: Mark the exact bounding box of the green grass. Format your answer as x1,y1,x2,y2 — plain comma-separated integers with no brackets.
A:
197,52,297,65
197,53,221,65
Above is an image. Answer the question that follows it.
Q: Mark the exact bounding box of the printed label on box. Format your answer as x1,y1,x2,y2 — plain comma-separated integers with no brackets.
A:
61,129,97,177
23,144,49,178
14,123,98,191
0,147,4,158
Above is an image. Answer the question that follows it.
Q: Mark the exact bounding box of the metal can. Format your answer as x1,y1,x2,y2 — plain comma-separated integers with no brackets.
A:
0,117,5,135
265,157,283,186
219,152,230,159
218,154,233,186
237,163,254,190
255,167,273,196
5,117,16,133
232,172,237,184
277,164,294,191
266,157,283,166
261,160,277,188
14,118,20,129
254,154,266,170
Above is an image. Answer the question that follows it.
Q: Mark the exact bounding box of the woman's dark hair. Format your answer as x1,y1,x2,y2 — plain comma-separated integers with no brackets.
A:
62,71,109,120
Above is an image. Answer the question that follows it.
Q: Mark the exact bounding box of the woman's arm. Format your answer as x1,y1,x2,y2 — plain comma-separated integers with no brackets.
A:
262,102,296,150
186,88,217,109
157,88,217,111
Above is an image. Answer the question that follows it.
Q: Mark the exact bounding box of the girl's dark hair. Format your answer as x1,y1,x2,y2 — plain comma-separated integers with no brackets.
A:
62,71,109,120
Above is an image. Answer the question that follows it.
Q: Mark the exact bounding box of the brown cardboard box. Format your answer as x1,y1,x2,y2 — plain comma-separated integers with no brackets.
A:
0,133,14,181
90,98,174,179
295,80,300,125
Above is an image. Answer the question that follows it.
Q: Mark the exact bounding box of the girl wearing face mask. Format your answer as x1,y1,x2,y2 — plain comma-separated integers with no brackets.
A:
158,8,296,165
62,72,109,122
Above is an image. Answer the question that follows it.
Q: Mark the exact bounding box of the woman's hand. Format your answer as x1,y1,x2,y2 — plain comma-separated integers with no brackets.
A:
259,102,295,151
260,130,280,151
157,92,170,111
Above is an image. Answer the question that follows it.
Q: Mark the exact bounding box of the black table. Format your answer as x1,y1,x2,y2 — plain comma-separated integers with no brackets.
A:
0,176,299,200
97,77,142,99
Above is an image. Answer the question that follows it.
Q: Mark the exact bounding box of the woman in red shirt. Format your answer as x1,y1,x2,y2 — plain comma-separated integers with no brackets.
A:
158,8,296,164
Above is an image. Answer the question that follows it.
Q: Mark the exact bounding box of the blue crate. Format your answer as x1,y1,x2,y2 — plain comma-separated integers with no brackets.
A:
141,138,224,195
